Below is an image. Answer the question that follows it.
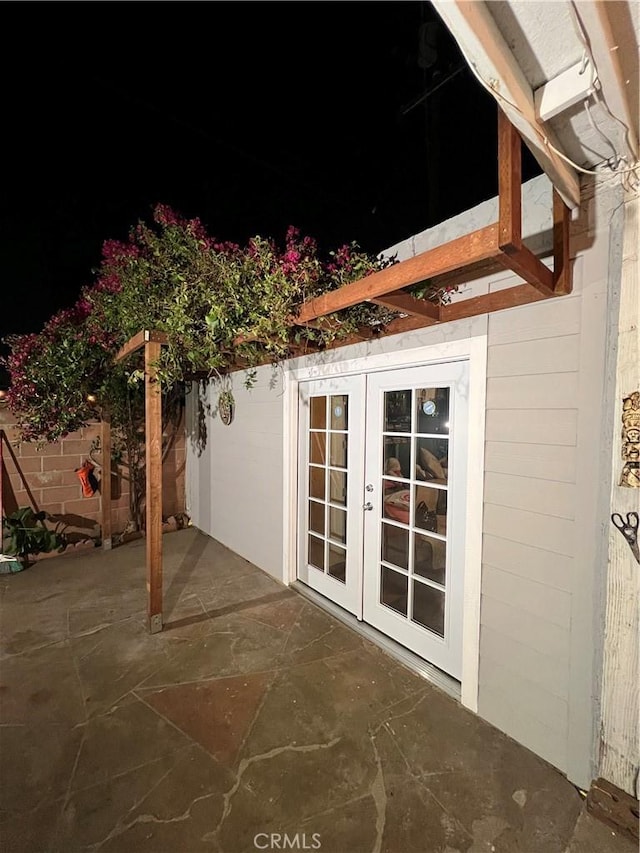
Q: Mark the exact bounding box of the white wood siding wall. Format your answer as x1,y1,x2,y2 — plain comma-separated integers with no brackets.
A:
480,294,582,772
478,179,620,788
186,368,286,579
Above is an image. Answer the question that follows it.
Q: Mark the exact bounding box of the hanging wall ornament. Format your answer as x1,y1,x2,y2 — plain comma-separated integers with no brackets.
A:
218,389,235,426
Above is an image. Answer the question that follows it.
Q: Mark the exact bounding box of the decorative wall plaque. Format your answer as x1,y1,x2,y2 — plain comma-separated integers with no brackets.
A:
619,390,639,488
218,390,234,426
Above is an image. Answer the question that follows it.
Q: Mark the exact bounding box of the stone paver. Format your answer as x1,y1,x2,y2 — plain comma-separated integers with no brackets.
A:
0,528,633,852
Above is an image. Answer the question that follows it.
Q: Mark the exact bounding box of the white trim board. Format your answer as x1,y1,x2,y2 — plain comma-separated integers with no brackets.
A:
283,334,488,712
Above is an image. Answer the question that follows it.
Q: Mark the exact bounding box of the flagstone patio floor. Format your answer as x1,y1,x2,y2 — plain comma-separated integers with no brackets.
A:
0,527,636,853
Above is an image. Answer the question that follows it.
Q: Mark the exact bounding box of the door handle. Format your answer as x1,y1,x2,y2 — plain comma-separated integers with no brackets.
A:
363,502,373,511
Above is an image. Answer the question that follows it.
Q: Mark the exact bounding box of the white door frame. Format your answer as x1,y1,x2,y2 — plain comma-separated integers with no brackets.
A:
282,335,487,712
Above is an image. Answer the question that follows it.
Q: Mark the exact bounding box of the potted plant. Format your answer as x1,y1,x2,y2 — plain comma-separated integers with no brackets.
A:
1,507,66,568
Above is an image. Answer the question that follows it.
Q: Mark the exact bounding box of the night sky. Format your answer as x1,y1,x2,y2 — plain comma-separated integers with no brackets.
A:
1,1,541,378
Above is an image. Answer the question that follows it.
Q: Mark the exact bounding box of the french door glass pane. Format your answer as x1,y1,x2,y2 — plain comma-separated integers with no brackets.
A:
310,396,326,429
330,395,348,430
328,544,346,583
383,437,410,480
412,580,445,637
414,532,446,585
309,501,325,535
310,432,325,464
329,507,347,544
383,487,410,524
414,485,447,535
308,535,324,571
381,522,409,570
329,470,347,505
381,566,408,616
329,434,347,468
415,437,448,484
384,390,411,433
416,387,450,435
309,466,325,500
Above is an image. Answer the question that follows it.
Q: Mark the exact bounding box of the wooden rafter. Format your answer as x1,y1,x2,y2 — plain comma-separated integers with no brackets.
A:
291,107,572,335
419,256,504,297
371,291,440,322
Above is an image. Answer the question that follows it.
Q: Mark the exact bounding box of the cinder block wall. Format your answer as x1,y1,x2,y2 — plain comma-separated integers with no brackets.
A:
0,405,186,541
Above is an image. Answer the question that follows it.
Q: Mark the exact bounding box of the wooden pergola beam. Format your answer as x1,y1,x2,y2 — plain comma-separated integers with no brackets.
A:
115,330,168,363
496,246,554,295
296,224,502,323
294,316,344,333
441,282,548,322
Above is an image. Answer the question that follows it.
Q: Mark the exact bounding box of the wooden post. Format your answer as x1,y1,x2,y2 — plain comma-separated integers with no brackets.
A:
145,340,163,634
115,330,167,635
101,411,112,551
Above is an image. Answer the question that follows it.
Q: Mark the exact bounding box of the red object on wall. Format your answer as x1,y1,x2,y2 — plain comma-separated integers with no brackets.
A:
76,460,96,498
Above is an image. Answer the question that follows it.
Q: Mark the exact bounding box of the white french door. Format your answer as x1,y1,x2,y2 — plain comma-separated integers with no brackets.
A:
362,362,468,679
297,360,469,680
297,375,365,615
